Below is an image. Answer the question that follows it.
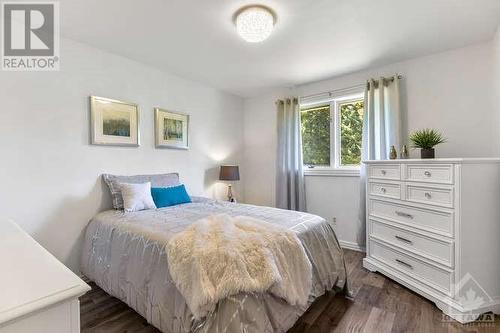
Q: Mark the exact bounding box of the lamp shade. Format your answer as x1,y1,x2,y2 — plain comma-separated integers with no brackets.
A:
219,165,240,181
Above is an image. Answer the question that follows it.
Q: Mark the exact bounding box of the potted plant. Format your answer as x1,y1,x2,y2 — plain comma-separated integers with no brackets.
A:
409,128,446,159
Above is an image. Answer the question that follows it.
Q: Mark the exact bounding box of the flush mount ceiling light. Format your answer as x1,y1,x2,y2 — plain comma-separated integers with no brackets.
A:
234,5,276,43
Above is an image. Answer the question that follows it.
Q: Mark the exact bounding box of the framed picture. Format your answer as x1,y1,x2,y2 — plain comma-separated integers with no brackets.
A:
154,108,189,149
90,96,139,146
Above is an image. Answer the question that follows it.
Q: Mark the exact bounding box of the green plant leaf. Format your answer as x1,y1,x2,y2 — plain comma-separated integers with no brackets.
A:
409,128,446,149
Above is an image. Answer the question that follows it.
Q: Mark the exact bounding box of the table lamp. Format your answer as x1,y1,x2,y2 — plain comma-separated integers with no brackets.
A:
219,165,240,202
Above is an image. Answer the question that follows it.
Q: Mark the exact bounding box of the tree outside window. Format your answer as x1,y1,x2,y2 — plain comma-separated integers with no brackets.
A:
300,95,364,169
301,105,330,166
339,100,364,166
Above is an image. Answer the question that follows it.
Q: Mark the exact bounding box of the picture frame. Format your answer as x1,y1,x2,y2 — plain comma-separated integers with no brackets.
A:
90,96,140,147
154,108,189,149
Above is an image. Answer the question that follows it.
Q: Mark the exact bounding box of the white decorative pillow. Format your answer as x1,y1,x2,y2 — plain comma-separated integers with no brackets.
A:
119,182,157,212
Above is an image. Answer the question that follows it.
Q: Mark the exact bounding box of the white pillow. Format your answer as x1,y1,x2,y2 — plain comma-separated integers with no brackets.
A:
120,182,157,212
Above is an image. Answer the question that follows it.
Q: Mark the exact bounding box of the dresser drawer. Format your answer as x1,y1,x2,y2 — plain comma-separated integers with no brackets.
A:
369,219,453,266
406,184,454,208
369,164,401,180
369,182,401,199
369,200,453,236
369,240,452,294
405,164,453,184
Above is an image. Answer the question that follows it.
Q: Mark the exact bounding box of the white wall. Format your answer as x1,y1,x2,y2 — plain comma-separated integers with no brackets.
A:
243,40,496,248
494,26,500,149
304,175,361,249
0,39,244,272
242,90,286,207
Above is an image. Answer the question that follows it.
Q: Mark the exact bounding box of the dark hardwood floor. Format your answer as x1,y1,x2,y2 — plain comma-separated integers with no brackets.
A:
80,249,499,332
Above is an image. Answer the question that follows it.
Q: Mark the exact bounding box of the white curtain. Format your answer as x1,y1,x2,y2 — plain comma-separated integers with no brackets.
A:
276,97,307,212
357,77,402,246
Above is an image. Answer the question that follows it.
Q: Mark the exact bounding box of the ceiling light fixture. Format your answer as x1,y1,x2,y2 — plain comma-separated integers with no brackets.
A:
234,5,276,43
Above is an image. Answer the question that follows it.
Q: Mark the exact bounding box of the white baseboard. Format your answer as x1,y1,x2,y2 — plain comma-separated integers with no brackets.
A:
338,240,365,252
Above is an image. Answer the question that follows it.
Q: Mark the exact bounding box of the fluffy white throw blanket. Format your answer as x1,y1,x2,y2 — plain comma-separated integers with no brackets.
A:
166,214,312,319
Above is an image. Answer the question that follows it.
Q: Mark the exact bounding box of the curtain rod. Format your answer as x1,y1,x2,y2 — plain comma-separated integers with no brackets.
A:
299,83,365,102
367,74,403,84
275,97,298,105
299,74,403,101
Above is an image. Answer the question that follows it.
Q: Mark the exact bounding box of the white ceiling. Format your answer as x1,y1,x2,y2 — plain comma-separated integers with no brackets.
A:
61,0,500,97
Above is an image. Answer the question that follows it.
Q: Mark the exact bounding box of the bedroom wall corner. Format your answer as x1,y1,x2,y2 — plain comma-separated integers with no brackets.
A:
0,38,245,273
242,89,288,207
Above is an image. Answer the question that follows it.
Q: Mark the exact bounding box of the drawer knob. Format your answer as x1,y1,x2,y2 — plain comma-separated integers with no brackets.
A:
395,259,413,269
395,211,414,219
381,170,387,175
424,171,431,177
425,192,432,199
395,235,413,244
381,187,387,193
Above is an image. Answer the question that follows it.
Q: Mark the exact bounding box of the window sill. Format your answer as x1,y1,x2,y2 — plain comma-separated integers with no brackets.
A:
303,168,360,177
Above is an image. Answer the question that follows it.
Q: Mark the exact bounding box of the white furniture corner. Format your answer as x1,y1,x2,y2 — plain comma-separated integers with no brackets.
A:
0,220,90,333
363,158,500,323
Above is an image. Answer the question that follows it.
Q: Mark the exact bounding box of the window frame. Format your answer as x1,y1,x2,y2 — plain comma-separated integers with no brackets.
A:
301,92,364,177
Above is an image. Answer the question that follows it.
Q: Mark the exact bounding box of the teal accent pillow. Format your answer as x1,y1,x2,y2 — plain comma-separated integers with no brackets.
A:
151,185,192,208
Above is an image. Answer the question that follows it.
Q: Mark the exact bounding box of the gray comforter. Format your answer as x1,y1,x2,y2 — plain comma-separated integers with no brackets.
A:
81,198,347,333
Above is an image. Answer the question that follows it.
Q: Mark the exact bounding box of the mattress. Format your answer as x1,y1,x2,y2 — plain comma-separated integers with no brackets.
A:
80,198,347,333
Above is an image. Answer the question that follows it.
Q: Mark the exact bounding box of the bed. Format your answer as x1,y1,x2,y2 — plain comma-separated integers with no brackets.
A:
81,197,347,333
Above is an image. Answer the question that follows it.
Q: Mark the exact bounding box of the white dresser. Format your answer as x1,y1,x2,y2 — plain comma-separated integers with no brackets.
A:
0,220,90,332
363,158,500,323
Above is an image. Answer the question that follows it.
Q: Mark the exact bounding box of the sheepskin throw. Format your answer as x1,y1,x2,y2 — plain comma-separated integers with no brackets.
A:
166,213,312,319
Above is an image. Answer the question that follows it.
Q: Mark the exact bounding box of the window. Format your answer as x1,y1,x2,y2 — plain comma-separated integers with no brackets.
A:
300,94,364,171
300,105,331,167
